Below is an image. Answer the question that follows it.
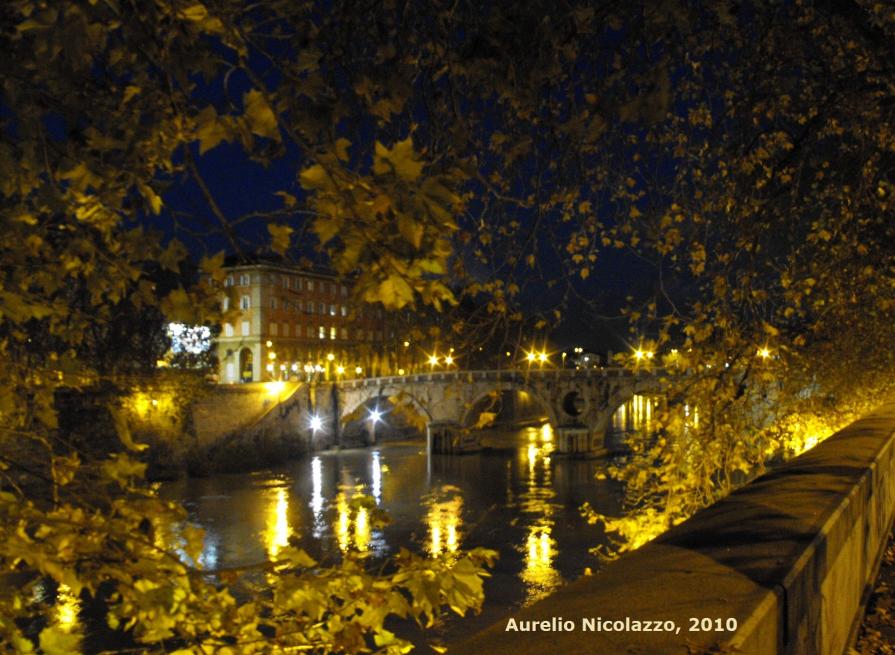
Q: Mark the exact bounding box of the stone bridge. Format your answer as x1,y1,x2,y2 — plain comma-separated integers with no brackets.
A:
318,367,664,456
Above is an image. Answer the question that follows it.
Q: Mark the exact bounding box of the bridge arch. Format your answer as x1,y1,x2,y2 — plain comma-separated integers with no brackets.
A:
460,383,559,429
341,384,433,439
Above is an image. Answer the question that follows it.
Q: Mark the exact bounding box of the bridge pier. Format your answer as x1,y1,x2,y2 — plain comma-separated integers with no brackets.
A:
555,424,608,458
427,421,482,454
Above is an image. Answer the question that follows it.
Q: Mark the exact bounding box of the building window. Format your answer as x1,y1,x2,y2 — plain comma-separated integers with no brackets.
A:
340,327,348,340
223,323,234,337
307,280,314,291
330,326,336,340
282,323,289,337
241,321,250,336
297,301,303,313
307,302,314,314
341,285,348,297
318,325,326,340
270,322,278,336
281,276,288,288
240,295,251,310
239,274,250,286
307,325,314,337
222,296,230,311
224,275,234,287
340,305,347,317
271,297,278,310
318,302,325,314
329,304,337,317
271,273,279,286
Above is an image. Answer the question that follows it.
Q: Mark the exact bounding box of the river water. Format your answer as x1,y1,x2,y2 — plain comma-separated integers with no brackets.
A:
160,424,623,646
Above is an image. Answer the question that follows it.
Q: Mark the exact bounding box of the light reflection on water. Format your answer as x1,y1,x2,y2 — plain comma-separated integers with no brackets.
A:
161,426,622,639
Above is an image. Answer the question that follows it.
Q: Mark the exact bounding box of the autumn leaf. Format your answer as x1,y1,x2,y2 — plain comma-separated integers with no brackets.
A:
195,106,232,155
268,223,293,255
373,137,424,181
243,89,279,140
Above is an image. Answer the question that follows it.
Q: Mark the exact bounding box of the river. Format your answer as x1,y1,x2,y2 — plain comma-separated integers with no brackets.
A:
160,424,623,647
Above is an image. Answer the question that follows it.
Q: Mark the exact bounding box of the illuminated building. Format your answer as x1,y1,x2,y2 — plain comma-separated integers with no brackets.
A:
213,261,389,382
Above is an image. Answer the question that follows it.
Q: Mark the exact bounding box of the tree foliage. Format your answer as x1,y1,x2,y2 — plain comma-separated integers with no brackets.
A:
2,0,895,649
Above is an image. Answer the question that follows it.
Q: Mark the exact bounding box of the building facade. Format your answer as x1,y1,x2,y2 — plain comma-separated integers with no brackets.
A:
215,263,390,383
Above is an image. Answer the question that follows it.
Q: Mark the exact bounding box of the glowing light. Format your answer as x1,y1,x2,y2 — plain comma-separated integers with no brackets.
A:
428,354,439,367
355,506,370,552
54,584,80,633
537,352,548,363
310,457,324,536
355,366,363,375
369,407,382,424
327,353,335,361
309,415,323,432
266,340,273,347
265,380,285,395
758,347,772,359
444,355,454,365
526,352,537,363
265,487,291,559
426,492,464,557
266,363,274,372
371,451,382,504
541,423,554,442
268,351,277,360
398,368,406,375
336,365,345,375
403,340,410,348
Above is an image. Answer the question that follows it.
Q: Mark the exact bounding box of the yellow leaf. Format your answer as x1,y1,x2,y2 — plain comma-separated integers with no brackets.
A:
373,137,424,181
122,85,141,104
379,275,415,309
195,106,231,155
629,205,642,218
137,181,162,214
39,627,81,655
300,164,330,190
243,89,279,140
274,191,297,208
178,4,208,21
268,223,293,255
397,214,424,249
335,137,351,162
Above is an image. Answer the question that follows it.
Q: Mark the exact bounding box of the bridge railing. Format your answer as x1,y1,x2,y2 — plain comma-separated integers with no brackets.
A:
338,367,664,390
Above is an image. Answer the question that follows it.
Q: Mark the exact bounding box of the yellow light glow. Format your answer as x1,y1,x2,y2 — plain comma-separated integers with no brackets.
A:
265,380,285,395
266,340,273,347
268,351,277,360
538,352,548,363
265,487,291,560
758,347,771,359
355,506,370,553
55,584,80,633
634,349,645,360
444,355,454,365
526,352,536,363
403,340,410,347
398,368,406,375
336,365,345,375
541,423,554,442
428,354,439,366
327,353,335,361
426,493,464,557
355,366,363,375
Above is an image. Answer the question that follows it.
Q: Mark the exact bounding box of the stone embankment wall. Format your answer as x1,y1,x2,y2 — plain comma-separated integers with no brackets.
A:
453,403,895,655
188,382,313,473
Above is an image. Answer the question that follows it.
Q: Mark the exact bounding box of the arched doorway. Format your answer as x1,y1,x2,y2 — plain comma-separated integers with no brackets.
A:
239,348,254,382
